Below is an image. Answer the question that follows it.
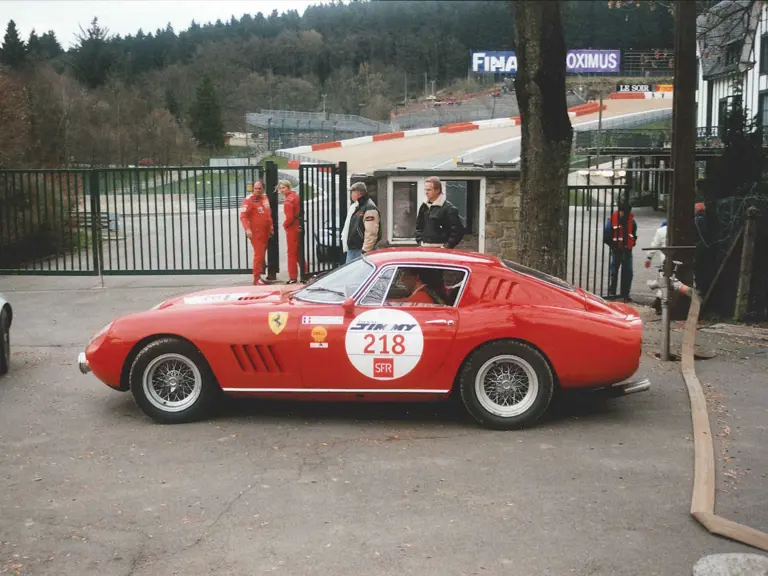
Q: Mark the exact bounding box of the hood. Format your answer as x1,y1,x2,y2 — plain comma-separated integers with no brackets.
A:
151,284,298,310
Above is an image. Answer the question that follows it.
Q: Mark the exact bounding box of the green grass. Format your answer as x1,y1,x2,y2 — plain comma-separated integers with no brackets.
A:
260,155,290,169
569,188,602,206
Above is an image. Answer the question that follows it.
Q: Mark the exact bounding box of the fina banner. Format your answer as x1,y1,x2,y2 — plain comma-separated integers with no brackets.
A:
471,50,621,74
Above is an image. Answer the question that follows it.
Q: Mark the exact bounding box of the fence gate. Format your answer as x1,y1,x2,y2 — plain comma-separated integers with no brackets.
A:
565,184,628,296
566,164,673,297
0,163,280,277
298,162,348,281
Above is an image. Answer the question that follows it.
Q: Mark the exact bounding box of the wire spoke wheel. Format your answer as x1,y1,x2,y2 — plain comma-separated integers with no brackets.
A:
142,353,202,413
474,355,539,418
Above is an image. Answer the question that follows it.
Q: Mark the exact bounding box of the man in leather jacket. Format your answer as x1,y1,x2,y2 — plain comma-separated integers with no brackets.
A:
415,176,465,248
345,182,380,262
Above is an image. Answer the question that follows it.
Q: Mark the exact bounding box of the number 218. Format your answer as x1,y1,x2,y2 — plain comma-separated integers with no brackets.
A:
363,334,405,355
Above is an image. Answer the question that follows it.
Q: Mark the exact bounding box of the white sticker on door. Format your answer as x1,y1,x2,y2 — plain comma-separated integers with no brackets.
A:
302,315,344,325
344,309,424,380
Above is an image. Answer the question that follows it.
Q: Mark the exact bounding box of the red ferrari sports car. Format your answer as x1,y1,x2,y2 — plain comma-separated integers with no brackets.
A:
78,248,649,430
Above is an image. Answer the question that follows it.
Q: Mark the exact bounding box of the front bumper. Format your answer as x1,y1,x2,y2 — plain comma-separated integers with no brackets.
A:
78,352,91,374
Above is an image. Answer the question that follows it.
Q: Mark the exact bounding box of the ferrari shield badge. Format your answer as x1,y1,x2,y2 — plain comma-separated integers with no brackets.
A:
268,312,289,335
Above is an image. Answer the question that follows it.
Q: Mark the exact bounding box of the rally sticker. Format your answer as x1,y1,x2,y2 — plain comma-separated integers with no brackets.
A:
310,326,329,348
302,315,344,325
344,309,423,380
183,293,248,305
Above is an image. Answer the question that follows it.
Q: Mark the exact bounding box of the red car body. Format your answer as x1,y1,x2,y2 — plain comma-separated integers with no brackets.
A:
80,248,646,428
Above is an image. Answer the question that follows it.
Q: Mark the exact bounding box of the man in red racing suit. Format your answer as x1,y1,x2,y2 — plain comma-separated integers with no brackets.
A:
240,180,273,285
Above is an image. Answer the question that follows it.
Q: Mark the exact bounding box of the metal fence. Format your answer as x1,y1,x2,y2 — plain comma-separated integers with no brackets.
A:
298,162,347,281
0,164,282,276
565,184,628,296
565,165,674,297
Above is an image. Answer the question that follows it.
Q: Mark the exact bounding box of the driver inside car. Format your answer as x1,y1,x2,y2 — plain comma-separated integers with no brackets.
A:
387,268,447,306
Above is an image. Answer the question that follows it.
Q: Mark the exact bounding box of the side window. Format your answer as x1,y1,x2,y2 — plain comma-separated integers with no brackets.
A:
384,266,467,307
359,268,394,306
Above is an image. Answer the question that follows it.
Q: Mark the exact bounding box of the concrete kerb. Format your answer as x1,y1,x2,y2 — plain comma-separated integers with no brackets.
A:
681,293,768,552
275,96,642,161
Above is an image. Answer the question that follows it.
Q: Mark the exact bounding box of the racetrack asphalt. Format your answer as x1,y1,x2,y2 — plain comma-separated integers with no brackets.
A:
303,99,674,174
0,275,762,575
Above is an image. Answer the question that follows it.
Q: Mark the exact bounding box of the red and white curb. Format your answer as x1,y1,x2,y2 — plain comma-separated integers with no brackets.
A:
610,91,674,100
278,97,661,166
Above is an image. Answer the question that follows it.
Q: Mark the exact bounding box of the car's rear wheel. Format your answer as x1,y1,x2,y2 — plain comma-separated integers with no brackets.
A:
0,308,9,375
129,337,220,424
459,340,554,430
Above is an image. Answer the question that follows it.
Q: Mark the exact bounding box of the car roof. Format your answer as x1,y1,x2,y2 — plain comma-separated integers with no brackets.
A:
364,247,501,268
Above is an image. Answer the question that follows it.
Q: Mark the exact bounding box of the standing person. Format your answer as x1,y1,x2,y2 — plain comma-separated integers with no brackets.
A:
603,200,638,301
644,219,667,314
341,191,359,263
345,182,380,263
415,176,464,248
239,180,273,285
279,180,300,284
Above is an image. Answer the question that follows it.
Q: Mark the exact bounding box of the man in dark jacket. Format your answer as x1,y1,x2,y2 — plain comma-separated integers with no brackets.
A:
415,176,464,248
603,200,638,301
345,182,380,262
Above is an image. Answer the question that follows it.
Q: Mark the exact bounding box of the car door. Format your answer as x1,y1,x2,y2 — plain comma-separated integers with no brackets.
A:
302,264,464,393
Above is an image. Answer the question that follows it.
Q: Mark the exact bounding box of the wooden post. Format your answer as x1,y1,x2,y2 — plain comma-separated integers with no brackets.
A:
734,207,760,321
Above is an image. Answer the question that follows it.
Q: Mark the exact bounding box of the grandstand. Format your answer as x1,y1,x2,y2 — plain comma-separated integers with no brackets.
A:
246,109,392,151
246,85,586,149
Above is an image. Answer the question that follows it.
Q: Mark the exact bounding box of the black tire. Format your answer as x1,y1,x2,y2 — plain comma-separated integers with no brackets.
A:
458,339,554,430
128,337,220,424
0,308,9,376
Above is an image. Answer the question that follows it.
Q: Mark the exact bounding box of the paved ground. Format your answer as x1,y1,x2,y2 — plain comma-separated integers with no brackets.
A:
1,275,764,575
304,99,674,174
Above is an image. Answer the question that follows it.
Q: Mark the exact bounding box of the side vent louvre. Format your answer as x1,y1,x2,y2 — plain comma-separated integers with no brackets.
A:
480,277,517,302
230,345,283,373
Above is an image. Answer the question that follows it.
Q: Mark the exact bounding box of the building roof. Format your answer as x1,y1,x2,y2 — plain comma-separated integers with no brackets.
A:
697,0,760,80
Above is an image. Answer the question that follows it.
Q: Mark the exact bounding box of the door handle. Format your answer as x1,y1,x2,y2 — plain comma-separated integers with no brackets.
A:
425,319,454,325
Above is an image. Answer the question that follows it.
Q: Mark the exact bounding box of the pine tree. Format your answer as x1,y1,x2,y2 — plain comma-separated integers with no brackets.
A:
189,74,225,151
39,31,64,59
165,87,182,123
71,17,114,89
1,20,27,70
27,29,41,60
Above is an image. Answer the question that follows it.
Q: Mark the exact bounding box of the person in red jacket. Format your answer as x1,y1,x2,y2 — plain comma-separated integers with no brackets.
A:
240,180,273,285
279,180,300,283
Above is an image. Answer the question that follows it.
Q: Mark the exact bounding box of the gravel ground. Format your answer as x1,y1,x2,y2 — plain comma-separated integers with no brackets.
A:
0,278,764,576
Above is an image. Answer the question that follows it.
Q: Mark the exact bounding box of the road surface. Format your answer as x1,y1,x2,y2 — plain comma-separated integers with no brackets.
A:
302,99,673,174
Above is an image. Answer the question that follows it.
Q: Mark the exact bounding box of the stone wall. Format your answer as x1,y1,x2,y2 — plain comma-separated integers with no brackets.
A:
484,176,522,261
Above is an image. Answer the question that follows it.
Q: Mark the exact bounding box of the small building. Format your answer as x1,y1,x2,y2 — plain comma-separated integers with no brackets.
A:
695,0,768,135
350,167,523,260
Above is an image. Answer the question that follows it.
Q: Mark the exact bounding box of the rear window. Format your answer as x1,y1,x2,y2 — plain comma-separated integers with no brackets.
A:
500,259,575,291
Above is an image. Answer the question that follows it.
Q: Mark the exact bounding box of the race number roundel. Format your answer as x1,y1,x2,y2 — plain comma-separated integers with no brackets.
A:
344,309,424,380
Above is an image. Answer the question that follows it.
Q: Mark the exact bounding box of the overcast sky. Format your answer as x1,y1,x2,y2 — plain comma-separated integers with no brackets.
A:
4,0,326,49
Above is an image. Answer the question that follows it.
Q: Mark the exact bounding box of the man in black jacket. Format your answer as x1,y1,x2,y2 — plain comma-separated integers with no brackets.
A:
345,182,381,262
415,176,464,248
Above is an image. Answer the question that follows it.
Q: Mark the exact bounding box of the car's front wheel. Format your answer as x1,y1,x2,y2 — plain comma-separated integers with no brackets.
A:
459,340,554,430
0,308,10,375
129,337,220,424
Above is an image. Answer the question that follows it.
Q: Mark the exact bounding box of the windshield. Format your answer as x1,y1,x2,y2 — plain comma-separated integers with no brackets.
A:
293,257,376,303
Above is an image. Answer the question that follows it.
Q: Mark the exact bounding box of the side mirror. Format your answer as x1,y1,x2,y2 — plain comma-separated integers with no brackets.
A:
342,297,355,315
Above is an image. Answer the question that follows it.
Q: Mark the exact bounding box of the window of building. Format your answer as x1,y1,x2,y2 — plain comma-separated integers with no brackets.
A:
389,178,479,242
760,34,768,74
725,41,741,65
391,181,418,240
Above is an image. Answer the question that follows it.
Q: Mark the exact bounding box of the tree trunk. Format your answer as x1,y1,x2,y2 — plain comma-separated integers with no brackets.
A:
668,0,697,320
512,0,573,278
